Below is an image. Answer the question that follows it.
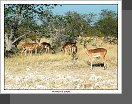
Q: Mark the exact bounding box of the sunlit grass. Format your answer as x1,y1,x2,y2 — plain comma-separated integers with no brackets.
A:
5,43,118,71
4,41,118,90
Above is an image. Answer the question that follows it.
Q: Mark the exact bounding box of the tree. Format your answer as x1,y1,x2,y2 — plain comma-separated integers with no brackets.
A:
38,11,96,48
95,9,118,38
4,4,57,57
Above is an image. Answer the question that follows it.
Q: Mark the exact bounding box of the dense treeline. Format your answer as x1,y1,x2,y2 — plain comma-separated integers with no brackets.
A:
4,4,117,56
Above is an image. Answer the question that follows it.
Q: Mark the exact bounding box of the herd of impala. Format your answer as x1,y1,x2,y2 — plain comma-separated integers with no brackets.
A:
20,38,107,69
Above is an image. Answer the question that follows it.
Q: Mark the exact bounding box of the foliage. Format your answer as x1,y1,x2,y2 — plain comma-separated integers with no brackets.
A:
95,9,118,38
4,4,57,39
4,4,118,55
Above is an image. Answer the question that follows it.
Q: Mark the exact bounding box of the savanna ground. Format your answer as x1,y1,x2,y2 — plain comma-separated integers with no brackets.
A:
4,38,118,90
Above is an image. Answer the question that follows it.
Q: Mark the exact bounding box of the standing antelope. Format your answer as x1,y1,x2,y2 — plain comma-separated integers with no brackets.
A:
61,42,76,54
71,44,78,60
71,44,77,54
21,39,40,55
84,44,107,70
40,42,55,54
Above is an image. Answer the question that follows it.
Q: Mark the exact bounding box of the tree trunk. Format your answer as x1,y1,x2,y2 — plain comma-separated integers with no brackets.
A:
5,31,29,57
5,33,14,57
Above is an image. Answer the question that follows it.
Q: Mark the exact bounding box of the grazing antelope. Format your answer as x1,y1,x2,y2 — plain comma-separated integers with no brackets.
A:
84,44,107,70
61,42,76,54
40,42,55,54
21,39,40,55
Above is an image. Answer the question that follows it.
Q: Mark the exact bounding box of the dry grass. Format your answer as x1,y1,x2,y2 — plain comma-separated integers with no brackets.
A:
4,41,118,90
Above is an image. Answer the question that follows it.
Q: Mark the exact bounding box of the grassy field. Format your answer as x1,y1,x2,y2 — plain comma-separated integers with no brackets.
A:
4,40,118,90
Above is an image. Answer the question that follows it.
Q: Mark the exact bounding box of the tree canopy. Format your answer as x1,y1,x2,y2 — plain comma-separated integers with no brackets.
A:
4,4,118,56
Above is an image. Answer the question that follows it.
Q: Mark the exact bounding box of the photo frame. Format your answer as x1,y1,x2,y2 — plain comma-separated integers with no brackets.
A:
1,0,122,94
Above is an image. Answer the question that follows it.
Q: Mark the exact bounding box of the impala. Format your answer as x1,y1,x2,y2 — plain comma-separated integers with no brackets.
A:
71,44,78,60
40,42,55,54
71,44,77,54
84,44,107,70
21,39,40,55
61,42,76,54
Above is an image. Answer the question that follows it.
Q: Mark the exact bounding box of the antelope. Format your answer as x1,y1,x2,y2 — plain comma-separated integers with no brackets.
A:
84,44,107,70
61,42,76,54
40,42,55,54
71,44,77,54
21,39,41,55
71,44,78,60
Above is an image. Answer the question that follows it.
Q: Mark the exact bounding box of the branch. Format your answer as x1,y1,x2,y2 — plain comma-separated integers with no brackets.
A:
12,33,28,44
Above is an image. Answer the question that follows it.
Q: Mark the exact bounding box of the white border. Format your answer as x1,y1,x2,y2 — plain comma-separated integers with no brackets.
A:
1,0,122,94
